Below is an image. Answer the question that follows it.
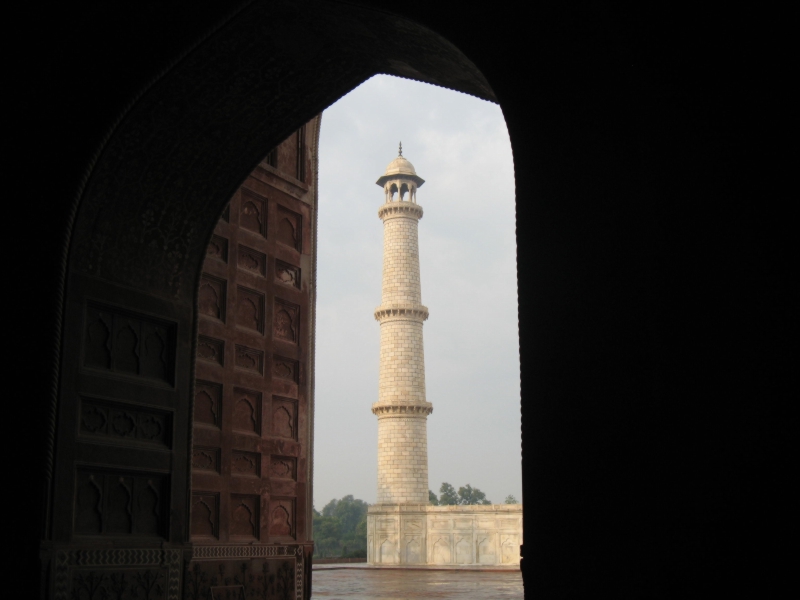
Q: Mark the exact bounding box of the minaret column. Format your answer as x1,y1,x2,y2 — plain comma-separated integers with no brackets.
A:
372,148,431,505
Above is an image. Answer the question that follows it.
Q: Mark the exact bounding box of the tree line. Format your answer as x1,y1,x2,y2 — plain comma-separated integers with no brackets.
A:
312,495,369,558
312,485,519,558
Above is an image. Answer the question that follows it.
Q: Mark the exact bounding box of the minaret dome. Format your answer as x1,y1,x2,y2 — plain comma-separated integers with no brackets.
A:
376,142,425,203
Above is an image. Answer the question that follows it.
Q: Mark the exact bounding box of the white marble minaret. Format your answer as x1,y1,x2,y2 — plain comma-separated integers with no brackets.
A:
372,144,432,505
367,147,522,568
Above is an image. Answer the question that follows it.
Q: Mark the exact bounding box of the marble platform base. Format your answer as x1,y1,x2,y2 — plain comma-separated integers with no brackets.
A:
367,504,522,567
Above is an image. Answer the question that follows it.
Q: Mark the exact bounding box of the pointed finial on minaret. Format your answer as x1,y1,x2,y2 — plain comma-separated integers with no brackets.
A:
398,141,403,157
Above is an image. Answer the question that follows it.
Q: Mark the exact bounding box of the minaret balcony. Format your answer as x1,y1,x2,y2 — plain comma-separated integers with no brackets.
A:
374,303,429,322
371,402,433,416
377,201,424,221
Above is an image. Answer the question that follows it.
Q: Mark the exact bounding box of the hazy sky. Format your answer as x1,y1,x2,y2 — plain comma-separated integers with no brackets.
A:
314,75,520,508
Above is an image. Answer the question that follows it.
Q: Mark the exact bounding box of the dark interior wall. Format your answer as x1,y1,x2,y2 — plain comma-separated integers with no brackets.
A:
15,0,788,597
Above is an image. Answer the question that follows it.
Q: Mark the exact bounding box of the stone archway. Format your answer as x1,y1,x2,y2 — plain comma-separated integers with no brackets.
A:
42,2,497,598
24,0,759,597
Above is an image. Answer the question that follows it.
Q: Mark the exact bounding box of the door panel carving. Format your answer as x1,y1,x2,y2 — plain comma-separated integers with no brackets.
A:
47,117,318,600
84,304,176,385
74,470,166,537
191,123,317,562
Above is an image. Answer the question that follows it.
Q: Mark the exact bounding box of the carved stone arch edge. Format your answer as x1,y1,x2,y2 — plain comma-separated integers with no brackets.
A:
41,0,259,540
53,548,184,600
43,0,498,574
306,113,322,544
371,68,496,104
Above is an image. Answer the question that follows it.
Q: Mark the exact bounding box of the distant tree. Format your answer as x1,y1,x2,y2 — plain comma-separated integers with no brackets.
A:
354,515,368,542
331,495,368,533
312,495,369,558
504,495,518,504
313,510,341,557
429,490,439,505
321,498,338,517
438,482,459,505
457,484,491,505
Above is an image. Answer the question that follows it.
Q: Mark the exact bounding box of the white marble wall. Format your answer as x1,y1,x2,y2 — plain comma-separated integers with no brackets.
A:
367,504,523,567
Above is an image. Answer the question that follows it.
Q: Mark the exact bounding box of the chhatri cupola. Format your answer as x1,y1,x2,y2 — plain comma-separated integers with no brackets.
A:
376,142,425,203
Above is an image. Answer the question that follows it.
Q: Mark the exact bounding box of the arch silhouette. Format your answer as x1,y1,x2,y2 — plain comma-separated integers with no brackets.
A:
21,0,765,597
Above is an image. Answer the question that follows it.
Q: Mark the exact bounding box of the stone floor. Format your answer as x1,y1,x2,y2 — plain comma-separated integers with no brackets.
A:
311,567,524,599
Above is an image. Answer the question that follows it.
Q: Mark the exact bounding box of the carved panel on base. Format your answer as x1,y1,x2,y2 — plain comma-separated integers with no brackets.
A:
231,451,261,478
236,286,265,333
199,275,227,322
194,381,222,427
271,398,297,440
432,535,452,565
80,397,172,447
207,234,229,263
379,537,397,564
84,303,176,384
275,260,300,289
232,388,261,436
230,495,260,540
501,534,521,564
270,456,297,481
74,470,166,537
277,206,302,251
53,548,181,600
273,299,299,343
455,534,472,564
192,447,221,473
237,244,267,277
240,191,267,237
404,536,423,564
234,344,264,375
191,493,219,540
185,548,303,600
197,336,224,367
268,499,295,540
477,533,497,564
272,356,299,383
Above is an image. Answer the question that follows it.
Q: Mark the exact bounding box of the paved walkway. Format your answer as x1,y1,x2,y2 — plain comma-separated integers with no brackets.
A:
311,568,524,599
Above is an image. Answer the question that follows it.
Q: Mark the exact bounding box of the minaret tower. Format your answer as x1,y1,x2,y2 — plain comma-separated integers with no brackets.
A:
373,144,432,505
367,146,522,568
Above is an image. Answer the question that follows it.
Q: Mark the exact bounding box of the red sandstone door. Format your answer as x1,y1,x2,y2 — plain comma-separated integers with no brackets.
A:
49,119,320,600
188,119,319,599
